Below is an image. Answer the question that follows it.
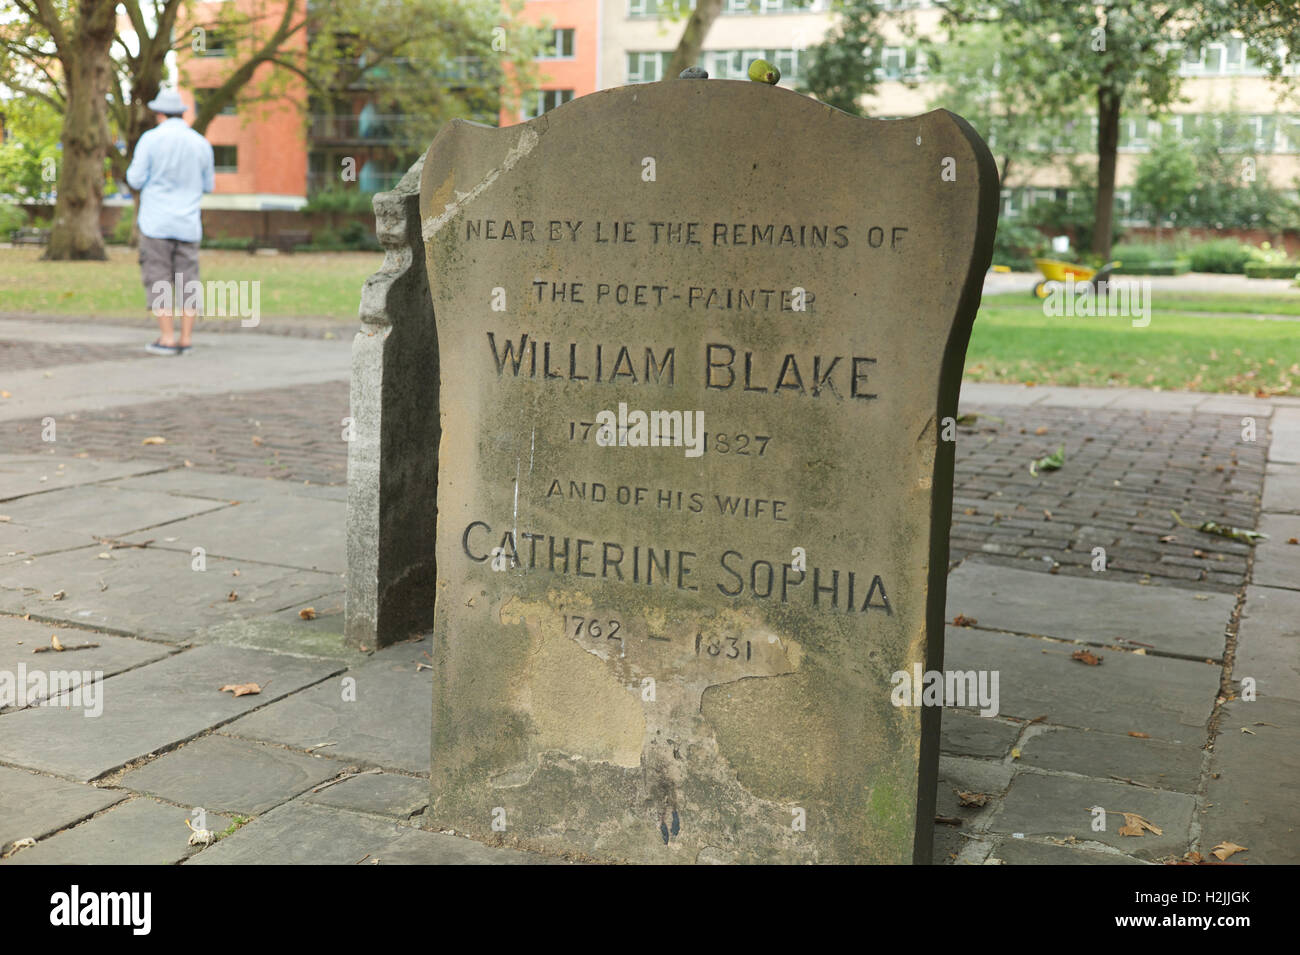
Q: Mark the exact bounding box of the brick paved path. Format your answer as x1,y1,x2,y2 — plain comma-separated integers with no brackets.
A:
0,379,1266,591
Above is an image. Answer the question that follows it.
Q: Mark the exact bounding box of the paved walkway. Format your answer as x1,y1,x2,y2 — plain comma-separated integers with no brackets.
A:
1,317,1297,864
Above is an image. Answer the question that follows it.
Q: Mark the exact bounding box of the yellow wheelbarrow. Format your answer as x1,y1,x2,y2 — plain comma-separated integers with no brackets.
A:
1031,258,1120,298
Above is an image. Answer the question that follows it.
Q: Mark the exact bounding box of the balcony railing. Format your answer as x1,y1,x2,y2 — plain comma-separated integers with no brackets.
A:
308,113,417,143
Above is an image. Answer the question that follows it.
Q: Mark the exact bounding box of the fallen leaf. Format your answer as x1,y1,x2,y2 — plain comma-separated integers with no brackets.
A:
227,591,238,602
952,614,978,627
1211,841,1247,861
50,634,64,652
219,682,261,697
50,590,66,601
1127,731,1150,739
1071,650,1104,665
298,607,317,620
0,516,10,523
1034,426,1048,435
251,436,264,447
1117,812,1162,837
1288,538,1299,545
1159,534,1176,543
1029,444,1066,477
141,436,166,445
956,791,989,808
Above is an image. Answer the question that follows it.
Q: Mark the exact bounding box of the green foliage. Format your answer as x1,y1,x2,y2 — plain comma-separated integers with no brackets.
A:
798,0,886,116
108,205,135,245
0,202,27,238
1110,240,1190,274
0,98,62,200
1133,131,1198,227
992,220,1047,271
302,188,375,214
1245,261,1300,279
1187,238,1254,273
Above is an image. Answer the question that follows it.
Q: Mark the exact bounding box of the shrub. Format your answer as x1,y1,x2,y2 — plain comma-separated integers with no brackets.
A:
1245,261,1300,279
1110,241,1189,274
109,205,135,245
992,219,1046,271
1188,239,1252,273
0,202,26,238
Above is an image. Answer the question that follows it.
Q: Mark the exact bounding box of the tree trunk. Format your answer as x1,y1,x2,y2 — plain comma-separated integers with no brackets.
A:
667,0,725,78
1092,86,1121,260
45,0,118,261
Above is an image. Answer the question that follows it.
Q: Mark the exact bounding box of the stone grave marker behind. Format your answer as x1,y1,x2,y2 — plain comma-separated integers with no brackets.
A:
420,80,997,863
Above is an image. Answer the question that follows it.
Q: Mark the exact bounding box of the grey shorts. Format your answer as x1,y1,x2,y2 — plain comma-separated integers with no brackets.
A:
139,234,201,314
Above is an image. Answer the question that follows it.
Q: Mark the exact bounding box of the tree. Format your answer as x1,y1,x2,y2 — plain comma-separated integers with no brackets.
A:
799,0,886,115
938,1,1214,259
3,0,118,260
667,0,724,78
1133,129,1197,234
1,0,538,259
919,21,1083,184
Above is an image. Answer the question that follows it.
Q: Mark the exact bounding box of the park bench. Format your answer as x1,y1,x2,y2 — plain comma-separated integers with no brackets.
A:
10,227,50,245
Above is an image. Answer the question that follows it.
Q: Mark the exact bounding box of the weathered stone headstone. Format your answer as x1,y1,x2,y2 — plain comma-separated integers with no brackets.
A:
420,80,997,863
346,158,440,649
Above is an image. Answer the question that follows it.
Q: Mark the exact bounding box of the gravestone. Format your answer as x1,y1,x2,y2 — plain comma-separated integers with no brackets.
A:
420,80,997,863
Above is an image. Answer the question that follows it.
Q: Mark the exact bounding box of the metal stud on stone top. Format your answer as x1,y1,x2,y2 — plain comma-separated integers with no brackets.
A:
679,66,708,79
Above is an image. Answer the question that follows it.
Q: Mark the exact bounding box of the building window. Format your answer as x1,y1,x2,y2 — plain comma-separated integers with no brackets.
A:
539,28,575,59
522,89,574,120
627,52,669,83
212,145,237,173
196,28,229,57
194,89,236,116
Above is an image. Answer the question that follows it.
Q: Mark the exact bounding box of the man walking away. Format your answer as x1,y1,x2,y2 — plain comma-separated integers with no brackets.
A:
125,88,214,355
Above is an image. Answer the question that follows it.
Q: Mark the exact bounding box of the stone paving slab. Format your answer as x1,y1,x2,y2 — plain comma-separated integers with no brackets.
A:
0,484,230,538
987,838,1149,865
946,560,1235,660
111,468,347,503
303,771,429,819
1263,463,1300,514
119,734,341,815
1015,726,1204,793
0,523,99,563
943,625,1220,740
1268,408,1300,464
186,801,557,865
2,796,233,865
933,756,1015,863
0,546,340,639
0,644,343,780
0,615,174,710
224,639,431,774
1200,697,1300,864
939,710,1022,759
193,601,354,661
0,455,166,502
122,496,346,574
989,772,1195,860
1253,514,1300,591
0,765,127,853
1234,585,1300,701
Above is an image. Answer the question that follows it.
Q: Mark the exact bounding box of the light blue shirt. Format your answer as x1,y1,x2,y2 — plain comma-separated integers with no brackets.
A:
125,118,214,243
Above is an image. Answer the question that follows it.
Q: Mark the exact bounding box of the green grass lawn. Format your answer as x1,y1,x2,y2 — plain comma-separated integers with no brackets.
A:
0,246,382,319
2,248,1296,395
967,306,1299,395
982,290,1300,316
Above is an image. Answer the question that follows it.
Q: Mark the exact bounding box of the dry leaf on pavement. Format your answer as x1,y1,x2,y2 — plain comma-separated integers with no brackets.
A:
141,436,166,445
956,791,989,808
1211,841,1247,861
1071,650,1104,665
219,683,261,697
50,634,64,652
1117,812,1162,837
298,607,317,620
1127,731,1150,738
952,614,978,627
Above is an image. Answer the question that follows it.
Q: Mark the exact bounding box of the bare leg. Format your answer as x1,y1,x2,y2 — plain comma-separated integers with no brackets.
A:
154,308,177,346
179,310,196,347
